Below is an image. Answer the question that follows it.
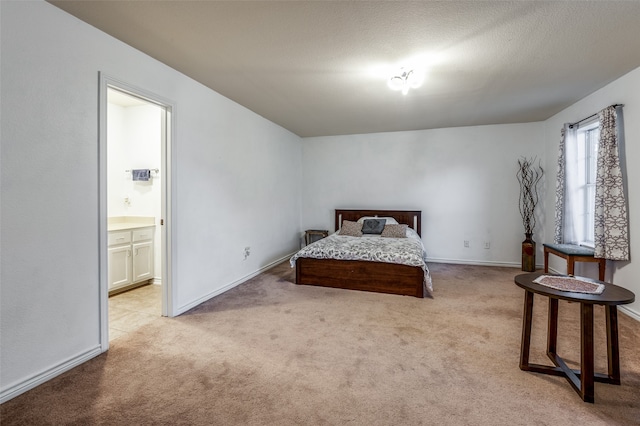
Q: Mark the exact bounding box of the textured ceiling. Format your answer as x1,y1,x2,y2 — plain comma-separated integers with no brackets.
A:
49,1,640,137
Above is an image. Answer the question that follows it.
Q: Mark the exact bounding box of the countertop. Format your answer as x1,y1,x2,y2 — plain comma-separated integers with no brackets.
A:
108,216,155,232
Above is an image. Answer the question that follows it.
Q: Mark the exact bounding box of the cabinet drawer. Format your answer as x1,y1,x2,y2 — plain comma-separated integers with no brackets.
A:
132,227,154,242
108,231,131,246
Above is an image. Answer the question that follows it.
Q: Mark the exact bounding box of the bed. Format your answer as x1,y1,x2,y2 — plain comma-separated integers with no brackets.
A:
290,209,432,298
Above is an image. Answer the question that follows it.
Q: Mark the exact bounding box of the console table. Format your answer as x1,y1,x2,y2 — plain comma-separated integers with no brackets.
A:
515,272,634,403
543,243,606,281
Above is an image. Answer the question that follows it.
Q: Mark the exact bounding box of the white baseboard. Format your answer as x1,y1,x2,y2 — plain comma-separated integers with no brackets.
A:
0,345,102,404
153,277,162,285
619,306,640,322
176,255,640,322
175,253,295,316
426,257,544,269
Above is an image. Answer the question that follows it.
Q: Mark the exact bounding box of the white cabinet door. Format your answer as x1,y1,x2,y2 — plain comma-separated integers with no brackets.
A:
108,244,132,290
132,240,154,283
108,225,155,293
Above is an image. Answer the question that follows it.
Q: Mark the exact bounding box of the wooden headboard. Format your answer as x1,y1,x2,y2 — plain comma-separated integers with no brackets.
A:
335,209,422,237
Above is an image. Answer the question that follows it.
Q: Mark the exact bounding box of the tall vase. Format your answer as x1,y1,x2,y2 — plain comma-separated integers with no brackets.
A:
522,233,536,272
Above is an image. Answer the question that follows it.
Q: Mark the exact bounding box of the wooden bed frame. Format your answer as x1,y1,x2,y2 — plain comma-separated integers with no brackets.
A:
295,209,425,298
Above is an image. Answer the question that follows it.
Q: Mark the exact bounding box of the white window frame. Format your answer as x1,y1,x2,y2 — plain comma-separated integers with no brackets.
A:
574,119,599,248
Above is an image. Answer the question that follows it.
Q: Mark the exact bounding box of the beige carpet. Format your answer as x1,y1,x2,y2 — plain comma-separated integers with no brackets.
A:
2,262,639,425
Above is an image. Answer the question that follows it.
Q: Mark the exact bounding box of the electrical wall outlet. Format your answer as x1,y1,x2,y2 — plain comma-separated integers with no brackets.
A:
244,246,251,260
484,242,490,249
464,240,469,248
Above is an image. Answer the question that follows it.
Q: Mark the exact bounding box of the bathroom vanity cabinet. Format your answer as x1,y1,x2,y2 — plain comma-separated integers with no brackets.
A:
108,219,155,294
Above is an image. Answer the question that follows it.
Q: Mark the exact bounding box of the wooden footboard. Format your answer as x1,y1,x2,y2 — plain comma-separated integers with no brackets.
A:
295,257,424,298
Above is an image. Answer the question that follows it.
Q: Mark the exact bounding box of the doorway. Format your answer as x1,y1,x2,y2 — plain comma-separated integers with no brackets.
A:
99,75,175,350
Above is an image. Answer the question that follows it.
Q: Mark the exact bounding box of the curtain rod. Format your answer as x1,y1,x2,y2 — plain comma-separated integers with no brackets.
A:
569,103,624,128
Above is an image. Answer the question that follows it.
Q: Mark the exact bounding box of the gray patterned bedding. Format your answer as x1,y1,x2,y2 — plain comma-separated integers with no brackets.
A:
290,228,433,294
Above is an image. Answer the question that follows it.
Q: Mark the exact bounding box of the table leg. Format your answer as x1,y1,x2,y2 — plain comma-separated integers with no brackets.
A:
581,303,595,403
606,306,621,384
547,298,559,356
544,248,549,273
520,290,534,369
598,259,606,281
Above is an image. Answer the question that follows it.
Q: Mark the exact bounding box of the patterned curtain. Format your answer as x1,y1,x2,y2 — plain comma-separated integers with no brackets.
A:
554,124,578,244
594,106,629,260
553,127,566,243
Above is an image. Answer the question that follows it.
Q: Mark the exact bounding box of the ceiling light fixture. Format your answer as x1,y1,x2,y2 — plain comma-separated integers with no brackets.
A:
388,67,423,95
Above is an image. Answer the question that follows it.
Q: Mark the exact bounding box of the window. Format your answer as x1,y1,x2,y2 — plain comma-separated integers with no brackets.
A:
574,120,599,247
556,105,628,260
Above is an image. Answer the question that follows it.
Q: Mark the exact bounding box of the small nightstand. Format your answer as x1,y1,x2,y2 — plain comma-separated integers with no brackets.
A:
305,229,329,246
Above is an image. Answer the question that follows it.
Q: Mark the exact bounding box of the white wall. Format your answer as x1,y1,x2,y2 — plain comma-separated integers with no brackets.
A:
107,102,162,219
0,1,302,401
542,66,640,318
107,101,163,280
301,123,545,266
107,103,128,215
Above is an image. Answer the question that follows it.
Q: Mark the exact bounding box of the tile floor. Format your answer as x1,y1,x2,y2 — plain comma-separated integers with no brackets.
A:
108,284,161,341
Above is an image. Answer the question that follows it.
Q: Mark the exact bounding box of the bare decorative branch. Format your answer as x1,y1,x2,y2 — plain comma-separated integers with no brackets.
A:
516,157,543,235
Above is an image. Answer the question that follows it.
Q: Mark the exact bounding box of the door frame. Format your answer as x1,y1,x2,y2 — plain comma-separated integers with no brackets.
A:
98,73,177,351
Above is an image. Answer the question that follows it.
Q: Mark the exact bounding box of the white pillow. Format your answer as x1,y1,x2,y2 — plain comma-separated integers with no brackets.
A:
356,216,399,225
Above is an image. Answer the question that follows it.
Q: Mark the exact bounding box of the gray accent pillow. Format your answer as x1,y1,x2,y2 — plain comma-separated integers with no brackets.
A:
362,218,385,234
339,220,363,237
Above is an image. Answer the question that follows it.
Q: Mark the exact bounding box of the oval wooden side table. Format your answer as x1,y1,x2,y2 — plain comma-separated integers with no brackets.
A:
514,272,635,403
